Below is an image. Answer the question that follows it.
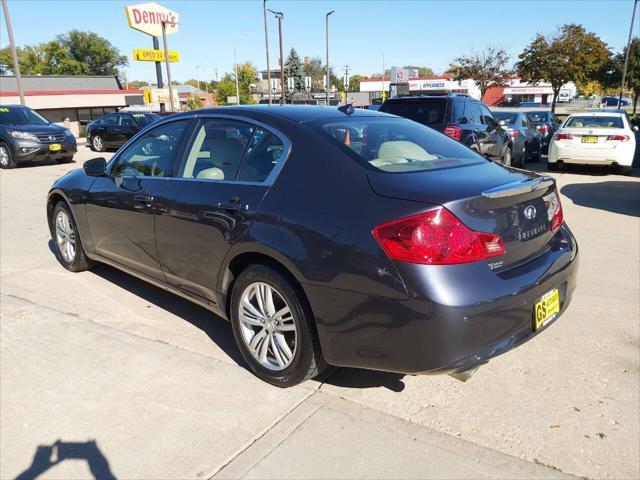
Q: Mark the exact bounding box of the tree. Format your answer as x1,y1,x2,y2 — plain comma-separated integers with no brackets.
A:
600,38,640,114
215,62,258,105
0,30,127,76
516,24,610,113
303,56,325,90
185,95,204,110
446,45,511,99
348,74,364,92
185,79,200,89
128,80,149,89
284,48,304,101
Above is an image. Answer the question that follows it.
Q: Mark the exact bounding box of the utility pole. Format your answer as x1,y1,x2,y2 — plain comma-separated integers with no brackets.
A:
263,0,272,105
195,65,202,91
1,0,25,105
161,21,175,111
152,36,165,111
343,64,350,100
325,10,335,106
619,0,639,109
381,50,386,101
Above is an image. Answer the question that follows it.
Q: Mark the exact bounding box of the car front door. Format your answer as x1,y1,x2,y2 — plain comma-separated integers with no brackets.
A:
85,118,192,280
155,118,288,304
468,102,492,157
112,114,137,147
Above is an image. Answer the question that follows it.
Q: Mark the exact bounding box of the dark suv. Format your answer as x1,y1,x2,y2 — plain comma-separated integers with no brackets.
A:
0,105,77,169
380,94,513,165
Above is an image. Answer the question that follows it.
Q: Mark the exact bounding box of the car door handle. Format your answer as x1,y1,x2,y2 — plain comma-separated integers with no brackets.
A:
134,194,154,203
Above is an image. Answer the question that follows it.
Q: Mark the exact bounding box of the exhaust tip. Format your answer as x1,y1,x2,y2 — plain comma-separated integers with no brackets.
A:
449,367,479,382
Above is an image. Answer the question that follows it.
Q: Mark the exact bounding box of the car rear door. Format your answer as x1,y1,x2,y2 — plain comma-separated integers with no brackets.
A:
479,104,504,160
85,118,192,280
155,117,289,304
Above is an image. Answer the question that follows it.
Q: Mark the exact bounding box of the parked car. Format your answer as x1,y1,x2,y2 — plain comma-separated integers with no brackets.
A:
548,111,636,174
380,94,514,165
0,104,77,169
47,106,578,387
557,91,573,103
526,110,561,153
602,96,632,107
87,111,160,152
492,111,543,166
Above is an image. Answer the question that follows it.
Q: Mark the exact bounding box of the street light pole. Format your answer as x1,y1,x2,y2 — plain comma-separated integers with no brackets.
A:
381,50,386,101
263,0,272,105
268,9,285,105
234,36,240,105
1,0,25,105
619,0,639,109
325,10,334,106
195,65,201,91
161,21,175,111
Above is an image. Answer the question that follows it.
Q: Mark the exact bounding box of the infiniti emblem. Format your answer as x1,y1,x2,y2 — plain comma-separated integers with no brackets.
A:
523,205,537,220
48,135,55,141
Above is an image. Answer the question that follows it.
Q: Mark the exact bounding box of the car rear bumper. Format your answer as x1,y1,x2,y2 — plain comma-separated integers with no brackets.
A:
548,140,634,166
307,224,578,374
12,138,77,162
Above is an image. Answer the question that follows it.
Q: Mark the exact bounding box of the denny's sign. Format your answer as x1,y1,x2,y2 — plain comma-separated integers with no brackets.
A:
125,2,179,37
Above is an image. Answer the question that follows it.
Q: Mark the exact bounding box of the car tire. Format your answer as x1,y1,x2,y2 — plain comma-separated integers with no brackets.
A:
547,160,559,171
0,142,16,169
92,135,104,152
230,264,330,387
618,165,633,176
56,156,74,164
531,142,542,163
501,146,512,166
51,201,94,272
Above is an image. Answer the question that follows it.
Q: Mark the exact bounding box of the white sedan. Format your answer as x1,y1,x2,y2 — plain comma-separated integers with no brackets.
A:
548,111,636,174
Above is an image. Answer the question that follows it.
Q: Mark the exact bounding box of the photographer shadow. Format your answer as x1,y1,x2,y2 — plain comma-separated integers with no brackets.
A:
16,439,115,480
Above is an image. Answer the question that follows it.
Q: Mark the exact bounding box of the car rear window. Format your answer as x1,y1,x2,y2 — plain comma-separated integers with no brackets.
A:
564,116,623,128
493,112,518,125
526,112,548,123
0,106,49,125
380,100,447,126
312,117,484,173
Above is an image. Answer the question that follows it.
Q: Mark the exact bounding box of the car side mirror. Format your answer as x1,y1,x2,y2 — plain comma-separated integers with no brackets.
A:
497,119,507,127
84,157,107,177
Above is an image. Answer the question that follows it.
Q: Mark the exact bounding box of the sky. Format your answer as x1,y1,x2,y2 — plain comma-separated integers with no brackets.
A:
1,0,638,84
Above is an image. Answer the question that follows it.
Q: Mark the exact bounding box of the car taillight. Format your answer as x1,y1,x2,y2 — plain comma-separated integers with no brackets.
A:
554,132,573,140
444,125,462,141
538,124,550,134
508,129,520,138
606,135,630,142
543,190,564,232
373,208,506,265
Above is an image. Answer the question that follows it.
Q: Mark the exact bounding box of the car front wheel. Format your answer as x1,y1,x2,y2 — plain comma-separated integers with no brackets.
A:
501,146,512,166
230,265,330,387
0,143,16,169
92,135,104,152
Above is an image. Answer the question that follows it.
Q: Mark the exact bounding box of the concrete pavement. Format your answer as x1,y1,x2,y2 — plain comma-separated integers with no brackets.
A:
1,146,638,479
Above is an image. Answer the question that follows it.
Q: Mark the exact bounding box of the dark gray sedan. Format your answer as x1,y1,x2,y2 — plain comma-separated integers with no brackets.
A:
46,106,578,387
493,111,543,166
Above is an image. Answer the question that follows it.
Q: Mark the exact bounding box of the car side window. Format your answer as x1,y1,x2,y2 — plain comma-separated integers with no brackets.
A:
119,115,133,127
111,119,190,178
469,104,482,124
479,105,496,126
102,115,117,125
238,127,285,183
179,120,255,181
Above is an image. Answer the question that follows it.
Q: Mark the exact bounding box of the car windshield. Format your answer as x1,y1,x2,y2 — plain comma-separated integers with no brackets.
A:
526,112,548,123
131,113,160,126
312,117,484,173
0,106,50,125
564,116,623,129
493,112,518,125
380,100,447,126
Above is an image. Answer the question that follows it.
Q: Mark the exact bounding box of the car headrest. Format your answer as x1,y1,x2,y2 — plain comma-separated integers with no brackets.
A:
377,141,436,161
196,167,224,180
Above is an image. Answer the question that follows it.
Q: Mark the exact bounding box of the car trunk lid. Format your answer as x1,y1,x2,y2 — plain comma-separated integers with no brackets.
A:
368,162,559,269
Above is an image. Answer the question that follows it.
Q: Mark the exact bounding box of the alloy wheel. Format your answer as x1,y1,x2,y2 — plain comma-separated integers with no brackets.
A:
238,282,297,371
503,148,512,166
93,135,103,151
55,210,76,263
0,146,9,167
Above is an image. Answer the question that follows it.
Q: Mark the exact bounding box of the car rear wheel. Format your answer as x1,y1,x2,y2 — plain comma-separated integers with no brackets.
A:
51,202,93,272
92,135,104,152
230,265,330,387
547,160,559,171
0,143,16,169
618,165,633,175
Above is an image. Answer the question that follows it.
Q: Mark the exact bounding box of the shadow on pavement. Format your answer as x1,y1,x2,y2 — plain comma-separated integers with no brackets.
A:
16,159,76,169
16,440,115,480
323,367,407,392
560,180,640,217
89,262,247,368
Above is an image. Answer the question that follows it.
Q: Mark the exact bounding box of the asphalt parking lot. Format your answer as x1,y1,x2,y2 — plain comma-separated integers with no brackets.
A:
1,146,639,479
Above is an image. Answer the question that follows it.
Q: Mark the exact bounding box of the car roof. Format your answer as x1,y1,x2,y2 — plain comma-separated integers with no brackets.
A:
0,104,28,108
176,105,390,123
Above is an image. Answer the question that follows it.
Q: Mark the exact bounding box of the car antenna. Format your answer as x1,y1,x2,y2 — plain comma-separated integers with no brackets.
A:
338,103,354,115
